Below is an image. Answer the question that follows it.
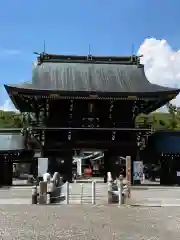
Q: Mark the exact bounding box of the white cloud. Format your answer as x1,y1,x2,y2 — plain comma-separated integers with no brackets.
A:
138,38,180,107
0,49,21,56
33,60,38,67
0,99,18,112
2,38,180,113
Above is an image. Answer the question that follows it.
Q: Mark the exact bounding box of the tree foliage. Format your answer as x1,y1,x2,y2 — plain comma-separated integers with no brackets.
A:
1,103,180,130
0,110,23,128
136,103,180,130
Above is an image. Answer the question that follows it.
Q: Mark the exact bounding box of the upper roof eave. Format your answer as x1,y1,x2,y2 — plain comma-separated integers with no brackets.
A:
36,53,141,65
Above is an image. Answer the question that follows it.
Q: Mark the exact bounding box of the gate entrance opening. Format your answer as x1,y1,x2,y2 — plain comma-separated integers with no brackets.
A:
0,150,35,186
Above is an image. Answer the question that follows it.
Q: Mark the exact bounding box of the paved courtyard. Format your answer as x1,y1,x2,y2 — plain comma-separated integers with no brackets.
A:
0,205,180,239
0,185,180,238
1,183,180,206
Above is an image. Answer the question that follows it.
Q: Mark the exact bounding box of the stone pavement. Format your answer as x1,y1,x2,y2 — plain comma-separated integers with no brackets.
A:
0,205,180,239
129,187,180,206
60,182,180,206
1,183,180,207
0,186,32,204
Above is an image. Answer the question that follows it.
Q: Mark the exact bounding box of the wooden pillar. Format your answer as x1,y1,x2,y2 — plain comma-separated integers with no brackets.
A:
47,156,57,175
64,150,73,183
104,151,118,182
126,156,132,184
4,157,13,186
8,161,13,186
160,154,172,185
31,158,38,178
104,151,111,183
0,155,5,186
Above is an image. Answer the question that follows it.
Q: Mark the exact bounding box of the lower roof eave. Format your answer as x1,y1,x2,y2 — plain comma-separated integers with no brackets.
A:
143,93,180,114
4,84,180,100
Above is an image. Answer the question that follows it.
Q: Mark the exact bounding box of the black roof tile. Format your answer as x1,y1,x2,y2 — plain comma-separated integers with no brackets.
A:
4,54,180,95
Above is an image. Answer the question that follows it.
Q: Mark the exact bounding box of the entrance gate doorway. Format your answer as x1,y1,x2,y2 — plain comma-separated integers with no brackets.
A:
160,153,180,185
0,150,35,186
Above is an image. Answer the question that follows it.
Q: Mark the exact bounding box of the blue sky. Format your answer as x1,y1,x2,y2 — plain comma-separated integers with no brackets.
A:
0,0,180,108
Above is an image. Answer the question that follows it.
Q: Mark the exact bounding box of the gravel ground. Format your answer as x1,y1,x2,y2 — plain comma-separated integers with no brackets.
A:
0,205,180,239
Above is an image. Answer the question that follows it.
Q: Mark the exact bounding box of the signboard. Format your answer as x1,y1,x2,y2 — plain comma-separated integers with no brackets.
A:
133,161,143,181
38,158,48,177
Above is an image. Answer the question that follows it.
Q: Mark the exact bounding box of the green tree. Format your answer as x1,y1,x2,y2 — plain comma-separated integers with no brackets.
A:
166,103,178,130
0,110,23,128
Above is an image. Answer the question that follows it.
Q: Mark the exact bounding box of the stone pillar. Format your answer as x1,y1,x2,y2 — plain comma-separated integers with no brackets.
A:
39,181,47,204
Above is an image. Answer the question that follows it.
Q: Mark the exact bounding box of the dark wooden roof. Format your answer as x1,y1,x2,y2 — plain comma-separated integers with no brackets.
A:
4,53,180,96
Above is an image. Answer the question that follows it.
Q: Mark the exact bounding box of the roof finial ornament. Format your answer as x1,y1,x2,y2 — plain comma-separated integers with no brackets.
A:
131,44,135,56
131,44,136,63
33,51,40,56
33,40,47,56
87,44,92,60
43,40,46,54
131,44,142,65
33,40,48,65
89,44,91,55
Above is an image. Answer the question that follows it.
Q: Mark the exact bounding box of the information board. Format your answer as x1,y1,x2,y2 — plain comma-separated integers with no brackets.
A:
133,161,143,181
38,158,48,177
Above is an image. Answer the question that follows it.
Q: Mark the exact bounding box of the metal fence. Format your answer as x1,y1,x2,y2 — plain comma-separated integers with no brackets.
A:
32,176,131,206
64,181,97,204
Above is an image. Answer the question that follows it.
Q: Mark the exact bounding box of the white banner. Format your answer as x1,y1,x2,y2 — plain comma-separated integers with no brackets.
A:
133,161,143,181
38,158,48,177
